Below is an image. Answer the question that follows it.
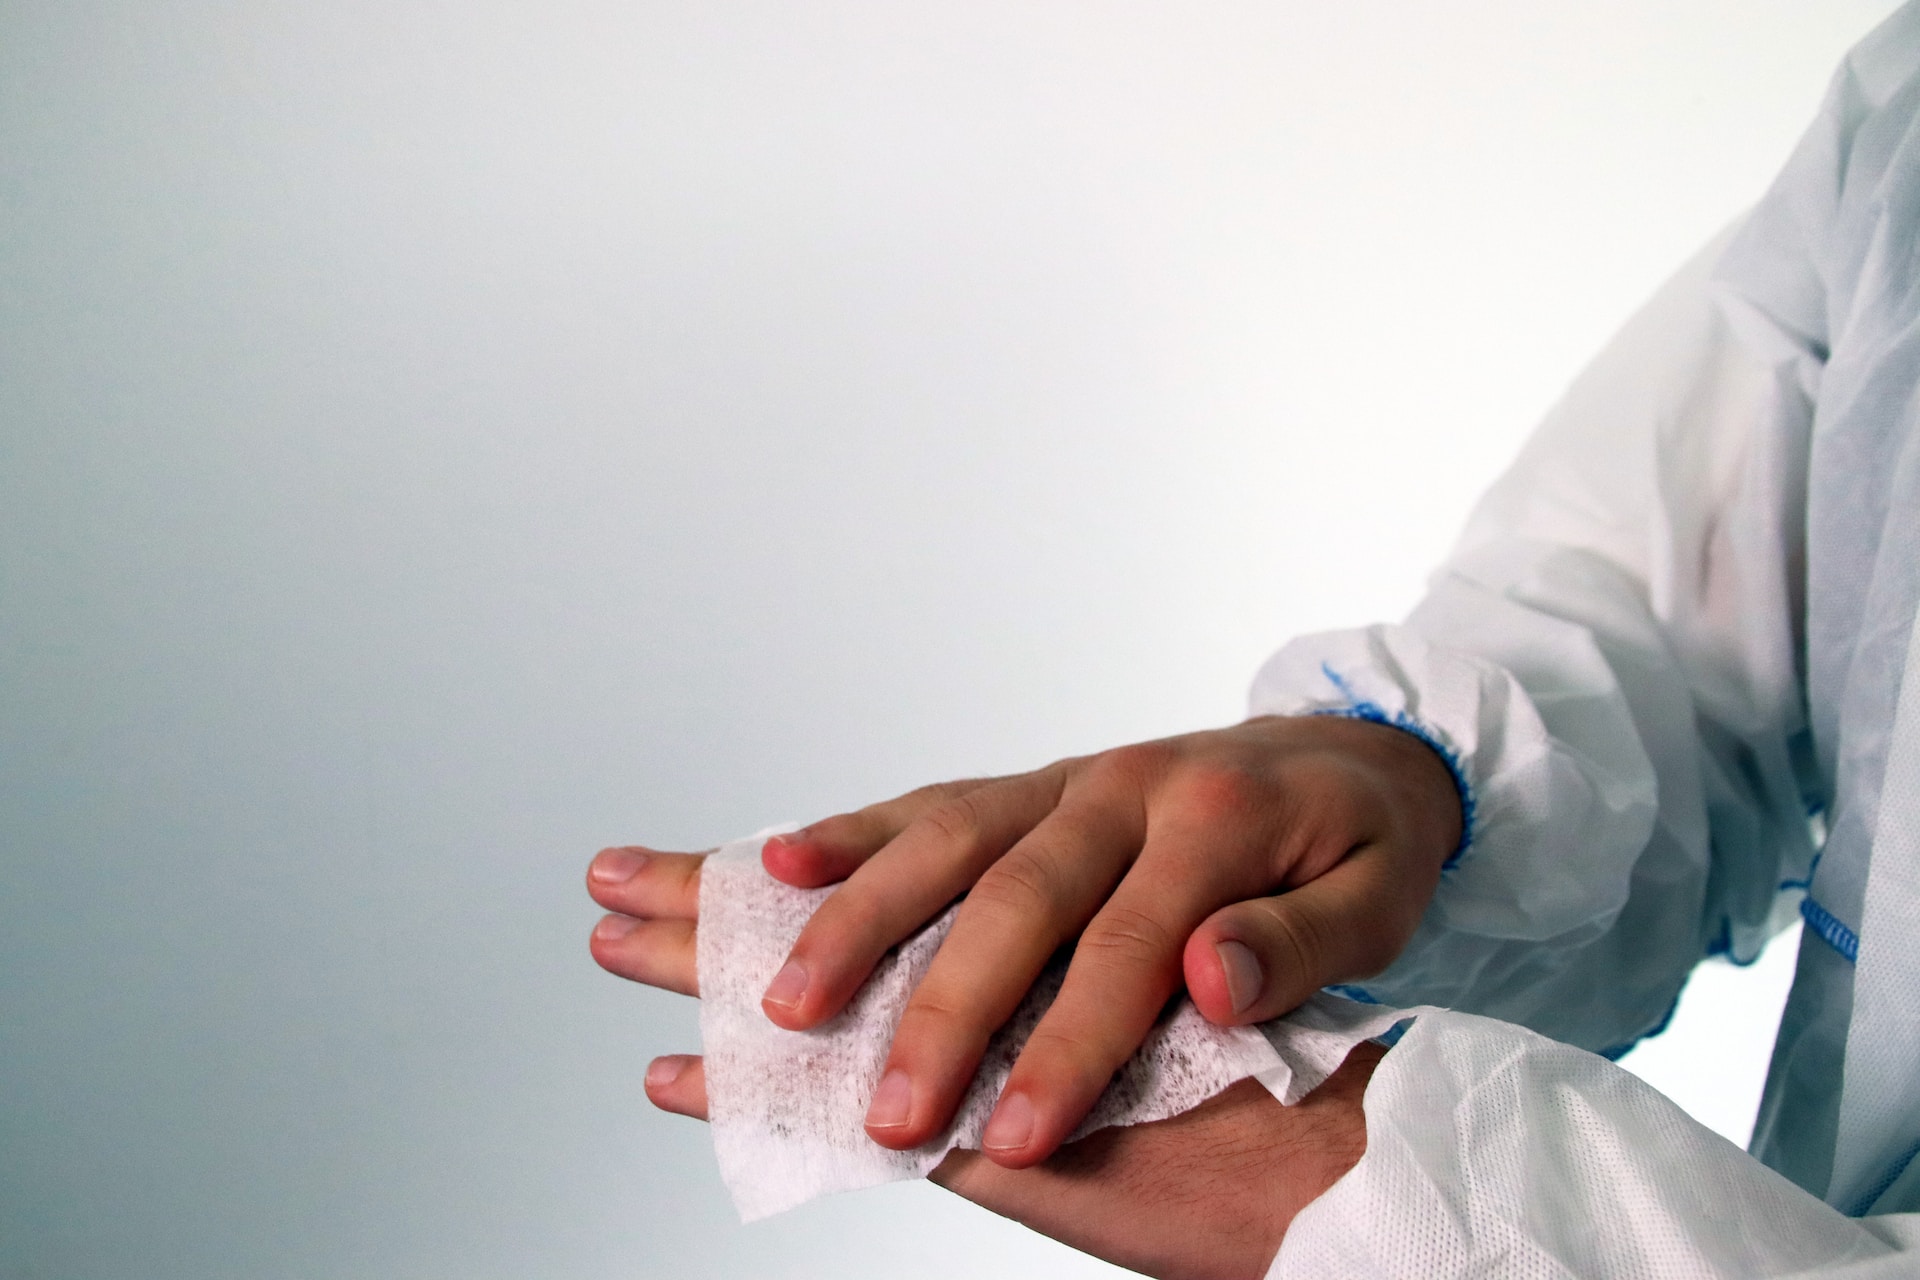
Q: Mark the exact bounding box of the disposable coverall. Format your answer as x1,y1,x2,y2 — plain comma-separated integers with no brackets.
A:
1256,6,1920,1273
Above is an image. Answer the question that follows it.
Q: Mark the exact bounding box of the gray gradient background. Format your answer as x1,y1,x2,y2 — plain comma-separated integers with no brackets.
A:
0,4,1898,1277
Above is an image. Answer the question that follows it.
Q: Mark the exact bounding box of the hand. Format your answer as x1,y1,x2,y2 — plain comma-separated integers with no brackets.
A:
584,840,1385,1280
732,715,1455,1168
642,1042,1380,1280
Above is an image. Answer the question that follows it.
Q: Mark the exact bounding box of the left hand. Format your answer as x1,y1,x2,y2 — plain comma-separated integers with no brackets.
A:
588,849,1379,1280
740,716,1453,1168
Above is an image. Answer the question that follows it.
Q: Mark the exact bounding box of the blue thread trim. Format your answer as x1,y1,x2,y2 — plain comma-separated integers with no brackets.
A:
1597,987,1685,1061
1315,663,1476,869
1778,851,1822,894
1704,854,1822,967
1704,917,1767,968
1800,896,1859,964
1702,917,1757,967
1324,984,1416,1047
1848,1138,1920,1217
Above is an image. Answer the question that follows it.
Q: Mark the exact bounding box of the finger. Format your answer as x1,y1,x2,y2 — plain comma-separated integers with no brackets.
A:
1184,847,1427,1025
586,848,704,920
859,795,1139,1150
974,803,1280,1168
644,1054,708,1121
761,767,1070,1031
759,776,1003,888
589,914,698,995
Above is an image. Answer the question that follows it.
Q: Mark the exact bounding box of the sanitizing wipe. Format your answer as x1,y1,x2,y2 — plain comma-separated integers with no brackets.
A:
695,831,1427,1221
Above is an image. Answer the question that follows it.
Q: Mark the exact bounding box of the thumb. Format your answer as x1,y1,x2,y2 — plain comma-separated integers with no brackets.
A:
1182,851,1419,1025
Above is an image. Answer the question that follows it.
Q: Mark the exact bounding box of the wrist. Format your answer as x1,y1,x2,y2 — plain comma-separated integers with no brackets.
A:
1267,1039,1382,1235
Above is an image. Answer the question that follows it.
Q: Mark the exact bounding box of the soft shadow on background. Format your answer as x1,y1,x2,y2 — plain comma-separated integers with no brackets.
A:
0,4,1899,1277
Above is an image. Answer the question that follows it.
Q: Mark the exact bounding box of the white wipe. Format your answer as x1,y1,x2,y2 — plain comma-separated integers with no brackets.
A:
697,831,1430,1222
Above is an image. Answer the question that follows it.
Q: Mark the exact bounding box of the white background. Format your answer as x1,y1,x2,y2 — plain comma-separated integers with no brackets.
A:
0,3,1893,1277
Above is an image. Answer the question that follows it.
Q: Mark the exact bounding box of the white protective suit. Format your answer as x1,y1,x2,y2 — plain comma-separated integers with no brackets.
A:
1256,6,1920,1274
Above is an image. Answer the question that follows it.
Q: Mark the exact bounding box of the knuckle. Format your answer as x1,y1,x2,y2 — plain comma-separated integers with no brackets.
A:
1078,901,1178,971
811,885,889,950
1017,812,1094,869
791,892,886,970
967,849,1064,919
897,777,988,818
916,793,988,849
1020,1025,1106,1078
805,811,864,847
898,986,992,1050
670,853,703,895
1262,904,1329,982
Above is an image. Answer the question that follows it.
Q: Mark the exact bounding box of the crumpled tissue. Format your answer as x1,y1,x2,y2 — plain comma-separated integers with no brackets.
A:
697,831,1431,1222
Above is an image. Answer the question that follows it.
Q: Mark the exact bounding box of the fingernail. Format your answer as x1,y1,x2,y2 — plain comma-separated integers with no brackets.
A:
590,849,648,885
1216,939,1264,1015
764,829,808,850
762,958,809,1011
865,1069,912,1130
646,1056,685,1089
594,915,639,942
981,1092,1034,1152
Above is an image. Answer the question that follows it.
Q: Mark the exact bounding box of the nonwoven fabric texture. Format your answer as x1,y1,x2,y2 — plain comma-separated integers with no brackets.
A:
696,831,1428,1221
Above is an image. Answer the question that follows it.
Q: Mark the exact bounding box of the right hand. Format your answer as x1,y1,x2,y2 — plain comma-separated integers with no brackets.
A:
638,1046,1383,1280
646,713,1459,1169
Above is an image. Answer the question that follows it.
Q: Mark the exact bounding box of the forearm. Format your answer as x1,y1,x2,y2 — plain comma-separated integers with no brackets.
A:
1274,1013,1920,1279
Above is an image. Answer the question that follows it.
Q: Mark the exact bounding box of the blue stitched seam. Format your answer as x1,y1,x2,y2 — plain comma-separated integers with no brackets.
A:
1706,855,1823,965
1314,663,1476,869
1848,1138,1920,1217
1322,984,1414,1047
1704,926,1774,967
1799,896,1859,964
1778,851,1822,894
1702,917,1765,968
1597,986,1685,1061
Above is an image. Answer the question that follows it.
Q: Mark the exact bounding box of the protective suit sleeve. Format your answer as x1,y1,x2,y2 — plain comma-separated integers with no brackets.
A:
1271,1011,1920,1280
1248,213,1820,1056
